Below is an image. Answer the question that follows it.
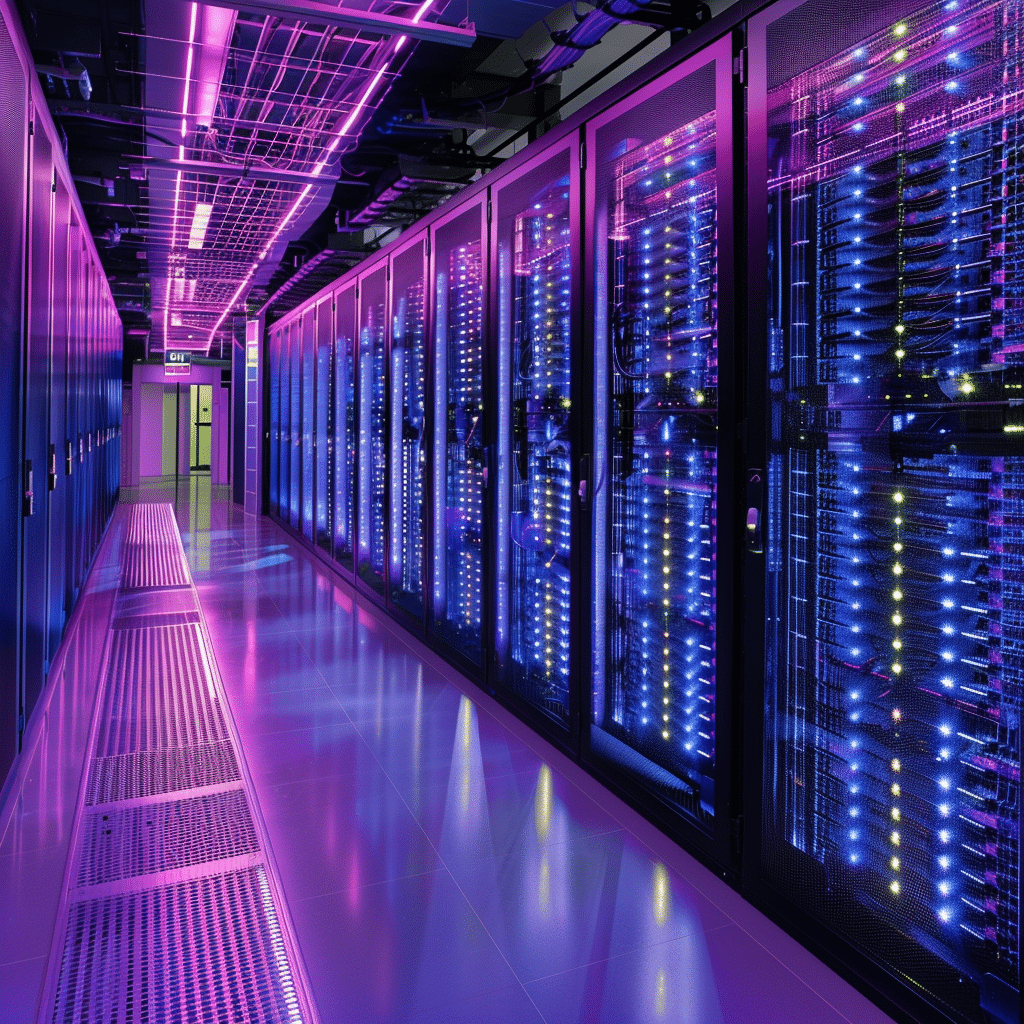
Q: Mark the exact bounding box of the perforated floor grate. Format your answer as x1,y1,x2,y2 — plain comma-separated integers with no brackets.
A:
121,505,191,590
95,624,228,757
111,610,202,631
86,741,242,805
77,789,259,887
48,503,314,1023
50,867,305,1024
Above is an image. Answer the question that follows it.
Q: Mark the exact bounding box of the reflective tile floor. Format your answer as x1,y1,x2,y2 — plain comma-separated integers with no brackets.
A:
1,479,898,1024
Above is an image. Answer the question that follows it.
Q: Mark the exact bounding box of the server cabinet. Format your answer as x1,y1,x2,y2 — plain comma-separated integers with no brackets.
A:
288,321,301,529
492,145,577,730
747,1,1023,1021
587,39,737,850
301,310,315,539
315,297,333,554
65,229,82,604
279,324,291,521
334,282,357,574
47,182,70,659
268,326,281,516
430,200,489,666
389,237,428,623
22,121,53,727
357,263,389,597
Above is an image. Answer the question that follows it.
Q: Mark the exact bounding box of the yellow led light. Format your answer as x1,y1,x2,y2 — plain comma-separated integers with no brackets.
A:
891,857,901,871
894,48,908,61
892,759,901,772
891,830,901,845
893,640,903,651
891,807,901,821
895,347,906,357
894,23,908,36
892,662,902,674
891,783,901,797
892,708,902,721
893,542,903,552
890,880,901,895
895,324,905,334
892,589,903,600
893,492,904,504
893,563,903,575
892,613,902,625
961,380,975,394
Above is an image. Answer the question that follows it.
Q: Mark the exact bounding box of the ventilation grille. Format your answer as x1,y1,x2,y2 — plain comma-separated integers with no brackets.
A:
50,503,313,1023
111,610,201,630
121,505,190,590
50,867,305,1024
77,790,258,886
86,741,241,805
95,624,228,757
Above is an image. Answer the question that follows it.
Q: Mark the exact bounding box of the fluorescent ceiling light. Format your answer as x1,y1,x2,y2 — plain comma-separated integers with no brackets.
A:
188,202,214,249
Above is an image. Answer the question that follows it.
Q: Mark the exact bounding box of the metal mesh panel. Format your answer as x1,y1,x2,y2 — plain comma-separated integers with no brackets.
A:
77,789,258,886
95,624,228,756
86,741,241,805
50,867,305,1024
121,504,190,589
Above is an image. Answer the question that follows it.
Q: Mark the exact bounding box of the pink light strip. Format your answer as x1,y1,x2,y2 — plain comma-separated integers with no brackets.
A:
164,0,200,347
207,0,439,346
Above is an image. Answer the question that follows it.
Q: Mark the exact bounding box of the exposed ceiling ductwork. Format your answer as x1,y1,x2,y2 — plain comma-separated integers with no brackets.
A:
143,0,474,356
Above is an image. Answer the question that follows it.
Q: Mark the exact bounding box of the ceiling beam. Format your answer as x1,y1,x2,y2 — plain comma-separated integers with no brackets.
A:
204,1,476,46
139,157,335,186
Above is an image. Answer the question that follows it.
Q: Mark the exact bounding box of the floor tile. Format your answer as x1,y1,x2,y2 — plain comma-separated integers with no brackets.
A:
290,869,521,1023
261,769,442,901
0,956,46,1023
525,923,854,1024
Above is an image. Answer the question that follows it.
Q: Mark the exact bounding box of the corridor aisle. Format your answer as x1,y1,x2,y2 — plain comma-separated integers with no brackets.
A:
0,479,899,1023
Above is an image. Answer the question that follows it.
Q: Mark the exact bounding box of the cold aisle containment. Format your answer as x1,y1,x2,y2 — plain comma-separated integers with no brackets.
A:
0,0,121,792
262,3,1023,1023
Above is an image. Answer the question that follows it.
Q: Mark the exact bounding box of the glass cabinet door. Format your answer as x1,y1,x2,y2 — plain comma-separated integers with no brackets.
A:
589,42,733,833
431,201,488,663
389,239,427,621
494,150,575,726
333,283,357,573
289,320,301,529
357,263,388,596
315,297,333,553
280,323,292,524
269,327,281,516
301,310,315,540
750,2,1023,1020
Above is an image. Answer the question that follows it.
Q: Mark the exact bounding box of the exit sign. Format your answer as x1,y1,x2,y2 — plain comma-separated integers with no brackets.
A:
164,349,192,375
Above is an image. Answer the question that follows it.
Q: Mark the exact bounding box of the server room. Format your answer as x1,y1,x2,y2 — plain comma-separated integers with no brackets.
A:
0,0,1019,1022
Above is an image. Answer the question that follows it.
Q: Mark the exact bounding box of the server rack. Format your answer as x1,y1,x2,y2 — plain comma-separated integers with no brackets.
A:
586,36,738,861
492,142,579,736
315,296,333,555
301,310,315,540
357,262,389,597
334,282,357,574
268,326,281,516
389,236,429,624
429,199,490,669
746,1,1023,1021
